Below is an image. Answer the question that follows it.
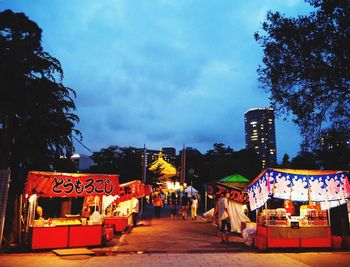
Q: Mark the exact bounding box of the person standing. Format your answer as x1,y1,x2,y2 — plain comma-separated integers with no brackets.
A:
214,192,231,243
131,197,140,227
191,195,198,220
169,192,177,220
152,193,163,218
180,192,190,220
35,206,44,220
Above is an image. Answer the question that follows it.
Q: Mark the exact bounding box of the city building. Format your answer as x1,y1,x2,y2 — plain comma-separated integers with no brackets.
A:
244,108,277,168
320,128,350,151
162,147,176,156
70,153,95,170
139,147,177,167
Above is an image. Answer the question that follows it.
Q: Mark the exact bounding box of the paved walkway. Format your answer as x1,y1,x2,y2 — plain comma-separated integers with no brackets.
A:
1,203,350,266
1,251,350,266
111,203,247,253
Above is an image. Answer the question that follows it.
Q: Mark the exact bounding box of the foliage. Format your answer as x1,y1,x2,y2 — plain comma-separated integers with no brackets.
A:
255,0,350,148
202,144,261,182
89,146,142,183
0,10,80,178
206,143,234,157
0,9,80,245
315,127,350,169
89,146,120,174
146,164,167,188
290,151,319,169
281,153,290,168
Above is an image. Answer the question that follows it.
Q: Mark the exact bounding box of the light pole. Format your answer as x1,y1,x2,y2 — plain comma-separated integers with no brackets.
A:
188,168,194,195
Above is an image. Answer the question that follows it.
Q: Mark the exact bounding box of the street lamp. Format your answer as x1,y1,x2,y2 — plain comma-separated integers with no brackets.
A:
188,168,194,195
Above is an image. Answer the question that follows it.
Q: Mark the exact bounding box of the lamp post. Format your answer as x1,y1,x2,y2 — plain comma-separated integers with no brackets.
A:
189,168,194,195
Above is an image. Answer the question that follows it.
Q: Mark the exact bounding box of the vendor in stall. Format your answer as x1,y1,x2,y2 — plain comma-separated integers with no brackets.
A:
89,206,102,224
284,200,295,216
35,206,44,220
82,206,91,218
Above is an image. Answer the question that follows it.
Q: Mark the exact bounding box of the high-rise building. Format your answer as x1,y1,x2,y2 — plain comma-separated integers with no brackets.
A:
244,108,277,168
70,153,95,170
319,128,350,151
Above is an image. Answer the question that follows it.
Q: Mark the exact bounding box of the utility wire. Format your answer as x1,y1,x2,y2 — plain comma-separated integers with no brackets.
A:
72,135,94,154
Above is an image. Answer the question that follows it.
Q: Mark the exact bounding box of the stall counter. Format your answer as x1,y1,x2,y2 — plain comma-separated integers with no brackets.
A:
30,225,102,250
254,225,331,249
104,214,133,233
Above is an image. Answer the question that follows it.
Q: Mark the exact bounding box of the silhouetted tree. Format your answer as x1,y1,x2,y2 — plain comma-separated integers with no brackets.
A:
117,147,142,183
281,153,290,168
290,151,319,169
202,145,261,183
206,143,234,157
89,146,120,174
147,164,166,188
89,146,142,183
233,149,262,181
0,10,80,245
315,127,350,169
255,0,350,148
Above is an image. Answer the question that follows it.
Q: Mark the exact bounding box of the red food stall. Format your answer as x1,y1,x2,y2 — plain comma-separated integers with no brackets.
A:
247,168,350,250
24,171,119,250
103,180,152,233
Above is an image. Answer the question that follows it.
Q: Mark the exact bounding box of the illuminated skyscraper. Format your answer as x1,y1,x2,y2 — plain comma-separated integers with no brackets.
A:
244,108,277,168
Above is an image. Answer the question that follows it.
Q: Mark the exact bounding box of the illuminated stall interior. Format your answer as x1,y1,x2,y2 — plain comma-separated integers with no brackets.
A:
247,168,350,249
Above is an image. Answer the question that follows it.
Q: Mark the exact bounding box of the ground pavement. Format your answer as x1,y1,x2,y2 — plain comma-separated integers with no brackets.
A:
0,203,349,266
112,203,248,253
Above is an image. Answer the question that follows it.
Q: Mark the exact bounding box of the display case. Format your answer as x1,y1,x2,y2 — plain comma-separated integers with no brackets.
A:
255,208,331,249
30,217,102,249
258,208,328,227
103,199,133,233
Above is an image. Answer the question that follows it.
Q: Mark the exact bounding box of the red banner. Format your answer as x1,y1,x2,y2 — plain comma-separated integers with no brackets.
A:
25,171,119,197
207,182,248,204
141,184,153,196
117,180,141,202
113,180,153,203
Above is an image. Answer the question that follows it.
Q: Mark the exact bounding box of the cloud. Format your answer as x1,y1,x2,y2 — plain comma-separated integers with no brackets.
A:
1,0,310,160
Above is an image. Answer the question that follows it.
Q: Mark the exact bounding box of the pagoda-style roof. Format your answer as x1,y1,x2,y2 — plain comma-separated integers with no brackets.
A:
148,152,177,178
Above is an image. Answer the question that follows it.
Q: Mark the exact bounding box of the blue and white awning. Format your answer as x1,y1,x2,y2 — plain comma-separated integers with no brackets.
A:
247,169,350,211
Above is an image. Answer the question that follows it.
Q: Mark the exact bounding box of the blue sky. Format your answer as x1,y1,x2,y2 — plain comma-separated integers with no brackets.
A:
0,0,314,161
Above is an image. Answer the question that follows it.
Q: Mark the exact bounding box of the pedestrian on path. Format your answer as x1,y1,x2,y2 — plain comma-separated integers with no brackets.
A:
214,191,231,243
169,192,177,220
131,197,140,227
152,193,163,218
191,195,198,220
180,192,190,220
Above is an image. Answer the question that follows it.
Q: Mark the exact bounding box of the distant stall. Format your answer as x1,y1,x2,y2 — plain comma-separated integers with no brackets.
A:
247,168,350,249
103,180,152,233
24,171,119,249
205,182,250,233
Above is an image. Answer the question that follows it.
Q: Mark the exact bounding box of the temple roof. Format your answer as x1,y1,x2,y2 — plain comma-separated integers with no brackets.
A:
148,152,177,178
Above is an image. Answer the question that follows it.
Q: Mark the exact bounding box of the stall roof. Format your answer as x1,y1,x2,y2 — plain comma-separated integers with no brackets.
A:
25,171,119,197
246,168,350,211
247,168,347,188
220,174,249,183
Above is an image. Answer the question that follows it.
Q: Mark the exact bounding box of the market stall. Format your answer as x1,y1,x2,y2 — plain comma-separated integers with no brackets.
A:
205,182,250,233
103,180,152,233
247,168,350,249
24,171,119,249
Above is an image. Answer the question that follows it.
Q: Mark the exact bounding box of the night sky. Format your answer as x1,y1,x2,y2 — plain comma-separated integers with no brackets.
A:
0,0,314,161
